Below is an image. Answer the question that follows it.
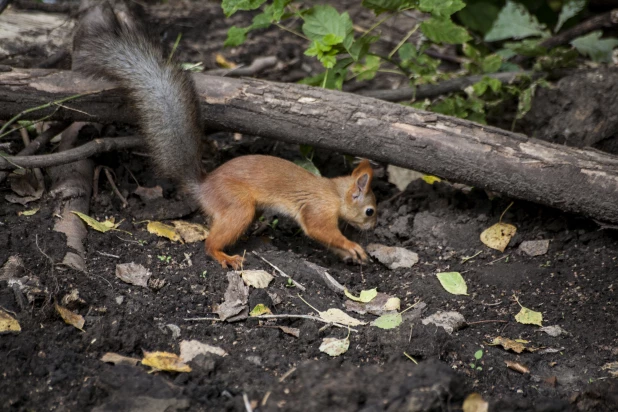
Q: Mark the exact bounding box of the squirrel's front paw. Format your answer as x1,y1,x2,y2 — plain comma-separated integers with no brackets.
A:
342,242,367,264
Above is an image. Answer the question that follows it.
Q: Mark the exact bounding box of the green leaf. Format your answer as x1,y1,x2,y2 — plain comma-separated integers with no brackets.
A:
267,0,292,22
571,31,618,63
294,158,321,176
504,39,547,57
472,76,502,96
224,26,248,47
481,54,502,73
249,303,272,316
352,55,381,81
436,272,468,295
347,35,377,61
515,306,543,326
371,312,403,329
222,0,267,17
302,5,353,43
485,1,548,42
474,349,483,360
361,0,417,15
457,2,500,35
555,0,586,33
419,0,465,18
516,83,536,120
344,288,378,303
398,43,417,62
421,17,471,44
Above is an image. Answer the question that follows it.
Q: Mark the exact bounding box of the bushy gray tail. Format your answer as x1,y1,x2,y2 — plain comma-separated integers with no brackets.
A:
73,4,204,187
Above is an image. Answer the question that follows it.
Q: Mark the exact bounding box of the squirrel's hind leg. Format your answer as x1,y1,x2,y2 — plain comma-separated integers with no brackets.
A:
204,204,255,269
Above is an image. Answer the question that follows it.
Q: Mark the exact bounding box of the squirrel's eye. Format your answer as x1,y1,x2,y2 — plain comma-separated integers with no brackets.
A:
365,208,374,217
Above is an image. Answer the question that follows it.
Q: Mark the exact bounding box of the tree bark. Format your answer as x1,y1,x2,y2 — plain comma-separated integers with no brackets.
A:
1,68,618,223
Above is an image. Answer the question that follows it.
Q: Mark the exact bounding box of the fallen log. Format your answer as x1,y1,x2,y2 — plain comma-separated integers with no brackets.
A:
1,68,618,223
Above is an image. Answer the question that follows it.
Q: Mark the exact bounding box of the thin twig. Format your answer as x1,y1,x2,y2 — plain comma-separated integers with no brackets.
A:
243,393,253,412
467,319,508,325
184,317,222,322
0,136,142,170
0,92,96,137
279,366,297,383
96,251,120,259
257,314,358,332
487,254,510,265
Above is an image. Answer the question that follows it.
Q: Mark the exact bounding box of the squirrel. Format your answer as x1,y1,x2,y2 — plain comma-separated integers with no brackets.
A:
73,4,377,269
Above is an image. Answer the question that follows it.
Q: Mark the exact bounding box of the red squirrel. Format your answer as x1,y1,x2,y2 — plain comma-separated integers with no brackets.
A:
73,4,377,269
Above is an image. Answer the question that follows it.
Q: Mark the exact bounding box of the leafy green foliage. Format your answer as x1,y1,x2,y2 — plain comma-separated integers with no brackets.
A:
220,0,612,131
571,31,618,63
485,1,548,42
555,0,586,33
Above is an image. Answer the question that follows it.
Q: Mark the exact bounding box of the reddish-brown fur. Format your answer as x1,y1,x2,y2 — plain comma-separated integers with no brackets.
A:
195,155,377,269
74,5,377,270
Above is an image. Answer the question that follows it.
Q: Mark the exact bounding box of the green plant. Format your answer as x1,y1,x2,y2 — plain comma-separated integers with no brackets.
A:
157,255,172,264
470,349,483,371
221,1,615,124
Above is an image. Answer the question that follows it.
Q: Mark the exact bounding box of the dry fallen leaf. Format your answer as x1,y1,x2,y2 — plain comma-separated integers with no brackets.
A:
215,272,249,321
147,221,182,242
601,361,618,377
115,263,152,288
101,352,140,366
480,222,517,252
240,270,274,289
345,292,401,316
489,336,538,353
319,308,366,326
278,326,300,338
505,360,530,374
319,337,350,357
55,303,85,331
515,306,543,326
179,339,228,362
0,309,21,334
141,351,192,373
134,185,163,201
171,221,209,243
215,53,237,68
462,393,488,412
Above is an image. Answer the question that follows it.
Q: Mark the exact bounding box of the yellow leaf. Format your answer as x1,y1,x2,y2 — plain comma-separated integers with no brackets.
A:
18,207,39,216
489,336,538,353
0,309,21,334
240,270,274,289
215,53,236,69
147,221,182,243
55,303,85,331
463,393,488,412
171,221,209,243
141,351,191,373
480,222,516,252
344,288,378,303
249,304,272,316
515,306,543,326
422,175,441,185
72,211,118,233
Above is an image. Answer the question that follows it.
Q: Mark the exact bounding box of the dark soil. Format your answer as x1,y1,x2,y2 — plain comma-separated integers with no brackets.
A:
1,2,618,412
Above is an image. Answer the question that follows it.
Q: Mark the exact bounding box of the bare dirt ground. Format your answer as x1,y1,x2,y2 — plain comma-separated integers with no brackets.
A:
1,2,617,411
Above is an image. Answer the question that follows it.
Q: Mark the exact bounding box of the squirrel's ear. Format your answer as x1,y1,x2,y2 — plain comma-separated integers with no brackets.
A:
351,160,373,197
